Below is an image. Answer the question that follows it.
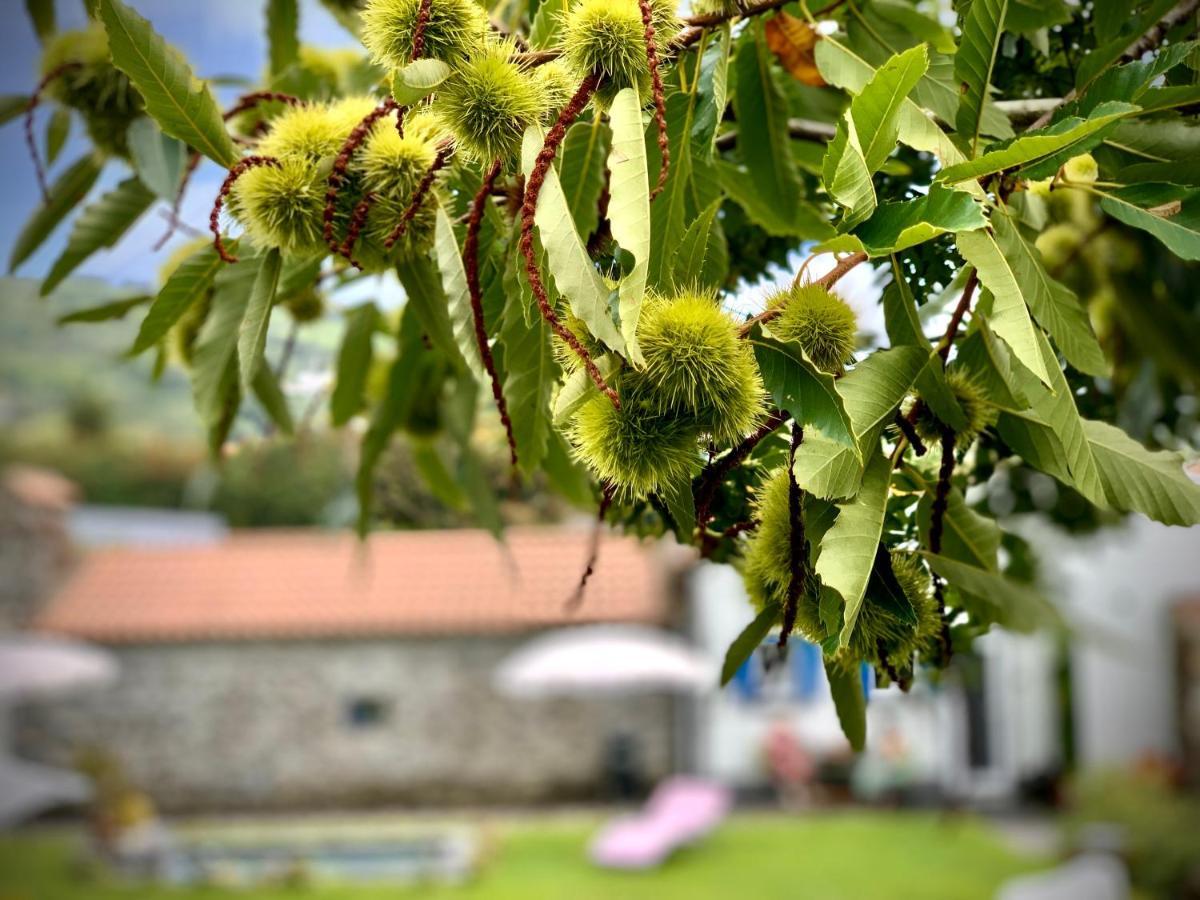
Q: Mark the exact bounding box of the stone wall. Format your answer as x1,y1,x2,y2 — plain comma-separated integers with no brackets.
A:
17,636,675,811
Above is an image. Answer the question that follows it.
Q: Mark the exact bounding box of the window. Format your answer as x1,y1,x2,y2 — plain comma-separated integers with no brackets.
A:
345,696,389,729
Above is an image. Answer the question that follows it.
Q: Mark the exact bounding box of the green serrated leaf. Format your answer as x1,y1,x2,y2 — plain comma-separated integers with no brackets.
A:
433,200,486,381
1098,184,1200,262
10,154,103,273
991,208,1106,375
251,360,294,436
126,116,188,200
42,176,156,296
691,24,730,157
500,261,558,475
330,303,380,426
98,0,239,167
821,184,987,257
396,253,468,372
721,603,780,686
1082,420,1200,526
266,0,300,76
923,553,1058,632
734,21,803,217
911,470,1001,571
0,94,30,127
955,228,1053,387
46,107,70,165
671,198,723,291
237,246,282,391
826,659,867,751
130,242,228,355
938,102,1137,183
750,326,857,453
954,0,1008,157
559,118,611,239
192,253,261,426
57,294,152,324
816,450,893,649
521,125,625,354
25,0,55,42
606,87,649,365
552,355,621,425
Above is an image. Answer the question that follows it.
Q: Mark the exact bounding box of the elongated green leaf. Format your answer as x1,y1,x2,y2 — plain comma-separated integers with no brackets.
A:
721,603,780,686
716,159,835,238
9,154,103,272
192,254,261,426
816,36,967,168
266,0,300,76
924,553,1057,632
500,267,558,475
991,209,1106,375
412,440,467,510
671,198,723,291
25,0,55,42
734,21,802,215
126,117,188,200
838,346,930,439
1098,184,1200,261
857,45,930,173
559,119,610,239
552,355,621,425
98,0,238,167
130,242,228,355
330,303,379,426
820,184,987,257
826,659,867,751
391,58,452,105
750,326,856,453
433,201,485,381
529,1,563,48
1082,420,1200,526
691,24,731,157
46,108,70,165
57,294,152,324
237,247,282,391
996,330,1107,505
356,307,424,536
252,362,293,436
42,177,155,296
816,451,893,649
823,112,876,227
882,266,966,431
955,318,1028,411
910,471,1000,571
954,0,1008,156
938,102,1137,183
521,126,625,353
396,254,468,372
606,87,649,365
791,427,877,501
0,95,29,127
955,229,1052,387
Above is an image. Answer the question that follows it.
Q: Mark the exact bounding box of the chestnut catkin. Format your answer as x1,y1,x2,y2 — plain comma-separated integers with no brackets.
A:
520,72,618,406
464,159,519,470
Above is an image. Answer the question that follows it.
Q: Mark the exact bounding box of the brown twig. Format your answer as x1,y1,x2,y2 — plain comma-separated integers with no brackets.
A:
323,98,400,254
694,408,790,529
520,72,620,408
893,410,926,456
638,0,670,201
936,269,979,363
210,155,281,263
465,159,519,471
779,423,807,649
222,90,302,122
24,63,82,201
383,141,454,249
737,252,869,337
566,481,616,612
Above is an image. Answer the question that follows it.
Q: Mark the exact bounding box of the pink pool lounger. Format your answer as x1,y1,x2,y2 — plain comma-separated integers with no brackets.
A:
589,776,733,870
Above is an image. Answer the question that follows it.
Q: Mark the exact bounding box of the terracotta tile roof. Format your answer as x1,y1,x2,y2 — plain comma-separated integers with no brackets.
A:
35,527,676,643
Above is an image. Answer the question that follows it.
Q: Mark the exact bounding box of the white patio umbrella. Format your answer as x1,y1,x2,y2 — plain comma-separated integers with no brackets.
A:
495,625,716,697
0,634,118,700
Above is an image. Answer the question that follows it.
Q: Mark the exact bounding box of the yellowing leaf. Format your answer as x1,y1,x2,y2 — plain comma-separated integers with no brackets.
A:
764,13,826,86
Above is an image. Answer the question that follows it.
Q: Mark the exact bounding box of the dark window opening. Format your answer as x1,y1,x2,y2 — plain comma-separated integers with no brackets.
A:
346,697,389,729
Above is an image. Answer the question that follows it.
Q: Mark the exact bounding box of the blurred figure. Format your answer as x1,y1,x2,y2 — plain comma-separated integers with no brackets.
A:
764,718,815,810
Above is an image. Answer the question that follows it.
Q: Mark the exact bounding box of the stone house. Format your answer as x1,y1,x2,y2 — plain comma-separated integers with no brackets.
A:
23,528,682,811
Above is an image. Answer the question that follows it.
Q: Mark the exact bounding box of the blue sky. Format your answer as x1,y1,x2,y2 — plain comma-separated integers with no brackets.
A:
0,0,360,291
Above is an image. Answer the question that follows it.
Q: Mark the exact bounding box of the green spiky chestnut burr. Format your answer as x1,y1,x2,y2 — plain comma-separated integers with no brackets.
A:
629,293,765,445
562,0,681,109
911,369,997,448
361,0,489,68
433,42,547,165
765,283,858,375
567,391,700,500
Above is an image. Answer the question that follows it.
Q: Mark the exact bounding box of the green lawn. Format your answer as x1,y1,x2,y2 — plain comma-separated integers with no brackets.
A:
0,812,1048,900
